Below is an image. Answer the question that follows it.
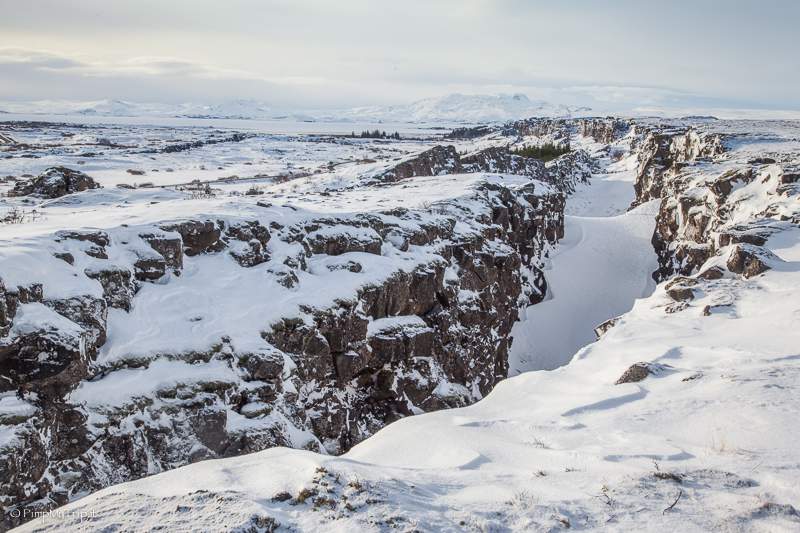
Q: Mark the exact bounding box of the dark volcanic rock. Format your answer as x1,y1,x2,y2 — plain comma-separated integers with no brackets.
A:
84,265,136,310
665,277,697,302
577,117,630,144
380,145,550,183
615,362,652,384
615,362,671,385
594,316,621,339
545,149,599,193
726,244,776,278
161,220,225,256
224,221,271,267
305,227,383,256
462,147,547,179
381,145,462,182
140,232,183,271
8,167,101,198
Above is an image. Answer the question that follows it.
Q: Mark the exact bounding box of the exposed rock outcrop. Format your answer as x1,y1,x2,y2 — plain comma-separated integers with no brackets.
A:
379,145,549,183
632,127,725,208
545,149,599,193
380,145,462,181
7,167,101,198
577,118,631,144
0,177,564,530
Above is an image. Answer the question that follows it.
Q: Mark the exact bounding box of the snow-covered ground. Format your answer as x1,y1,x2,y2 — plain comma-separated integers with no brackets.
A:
510,153,658,372
10,119,800,533
17,239,800,532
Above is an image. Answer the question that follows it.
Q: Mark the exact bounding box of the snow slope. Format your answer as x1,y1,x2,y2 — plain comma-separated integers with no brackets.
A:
13,128,800,532
15,236,800,533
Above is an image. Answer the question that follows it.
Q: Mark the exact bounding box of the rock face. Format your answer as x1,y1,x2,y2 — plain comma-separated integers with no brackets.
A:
380,146,548,183
631,127,725,209
7,167,101,198
577,118,631,144
726,244,777,278
545,149,599,194
462,147,547,178
0,177,564,530
380,145,462,181
632,124,797,286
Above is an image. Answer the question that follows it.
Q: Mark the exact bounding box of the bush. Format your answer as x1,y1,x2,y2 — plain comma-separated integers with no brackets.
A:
511,142,570,162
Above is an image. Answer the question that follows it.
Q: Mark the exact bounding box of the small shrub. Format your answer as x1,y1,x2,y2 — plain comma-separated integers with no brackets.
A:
1,207,40,224
295,487,318,504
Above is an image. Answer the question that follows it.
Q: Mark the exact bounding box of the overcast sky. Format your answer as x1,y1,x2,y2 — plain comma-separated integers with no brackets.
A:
1,0,797,111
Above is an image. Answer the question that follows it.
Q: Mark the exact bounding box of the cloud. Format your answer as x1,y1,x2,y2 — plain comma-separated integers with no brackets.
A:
0,47,333,105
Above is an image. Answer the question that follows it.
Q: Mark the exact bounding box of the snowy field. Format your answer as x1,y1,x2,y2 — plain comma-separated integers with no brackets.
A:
3,116,800,532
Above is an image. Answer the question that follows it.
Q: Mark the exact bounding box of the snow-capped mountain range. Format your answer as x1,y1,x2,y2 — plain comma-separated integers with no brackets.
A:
0,94,591,124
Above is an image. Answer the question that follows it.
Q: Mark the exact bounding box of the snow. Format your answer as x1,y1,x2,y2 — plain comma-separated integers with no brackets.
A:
5,117,800,532
509,202,659,373
0,93,592,125
509,154,658,373
367,315,428,336
69,359,241,408
19,221,800,531
338,93,592,124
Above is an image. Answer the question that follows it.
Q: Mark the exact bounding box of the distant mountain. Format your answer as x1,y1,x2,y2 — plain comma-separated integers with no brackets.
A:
330,94,592,124
177,99,275,119
0,94,592,123
76,100,176,117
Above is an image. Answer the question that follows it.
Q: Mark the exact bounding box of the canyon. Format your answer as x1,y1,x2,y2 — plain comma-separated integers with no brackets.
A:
1,115,799,531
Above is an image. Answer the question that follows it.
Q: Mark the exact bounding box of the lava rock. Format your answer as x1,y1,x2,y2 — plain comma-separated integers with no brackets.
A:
726,244,776,278
161,220,225,256
8,167,101,198
615,363,653,384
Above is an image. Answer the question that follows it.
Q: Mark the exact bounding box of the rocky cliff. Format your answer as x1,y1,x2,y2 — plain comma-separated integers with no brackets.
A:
626,123,799,288
0,173,564,530
378,145,548,184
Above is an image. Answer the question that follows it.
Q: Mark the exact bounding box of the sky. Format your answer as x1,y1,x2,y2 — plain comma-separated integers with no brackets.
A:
0,0,797,112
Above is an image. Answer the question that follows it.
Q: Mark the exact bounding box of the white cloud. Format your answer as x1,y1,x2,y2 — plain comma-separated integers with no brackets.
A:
1,1,798,111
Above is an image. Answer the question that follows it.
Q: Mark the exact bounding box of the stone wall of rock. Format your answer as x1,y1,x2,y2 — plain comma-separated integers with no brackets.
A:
631,127,726,208
576,118,631,144
0,179,564,530
626,127,798,282
379,145,550,184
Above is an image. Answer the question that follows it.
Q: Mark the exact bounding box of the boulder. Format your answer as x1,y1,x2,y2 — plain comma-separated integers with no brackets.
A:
616,362,659,384
594,316,621,339
726,244,776,278
665,277,697,302
139,232,183,271
0,303,93,394
225,221,271,267
8,167,101,198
